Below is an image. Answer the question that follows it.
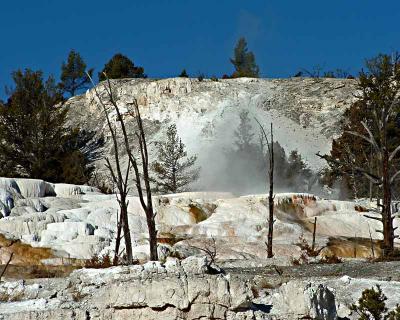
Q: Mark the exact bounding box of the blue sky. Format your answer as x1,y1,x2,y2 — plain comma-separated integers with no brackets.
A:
1,0,399,98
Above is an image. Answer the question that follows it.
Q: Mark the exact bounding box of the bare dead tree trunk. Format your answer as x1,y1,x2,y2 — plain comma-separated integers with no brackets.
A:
267,123,274,258
113,210,122,265
87,74,134,264
382,132,394,256
256,119,275,258
353,233,357,258
312,217,317,251
317,113,399,257
368,223,375,258
369,146,373,202
88,73,158,262
132,100,158,261
0,252,13,281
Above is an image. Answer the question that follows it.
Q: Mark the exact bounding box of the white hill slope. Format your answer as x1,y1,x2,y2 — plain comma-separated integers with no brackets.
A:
65,77,357,192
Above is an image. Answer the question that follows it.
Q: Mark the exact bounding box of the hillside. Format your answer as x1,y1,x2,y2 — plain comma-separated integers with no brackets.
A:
65,77,357,193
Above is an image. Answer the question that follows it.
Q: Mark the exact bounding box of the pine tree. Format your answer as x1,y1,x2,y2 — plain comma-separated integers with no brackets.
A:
234,110,255,152
230,37,260,78
350,286,387,320
179,69,189,78
60,50,93,96
151,124,199,194
99,53,146,81
286,151,312,181
319,53,400,255
0,69,103,184
386,305,400,320
350,286,400,320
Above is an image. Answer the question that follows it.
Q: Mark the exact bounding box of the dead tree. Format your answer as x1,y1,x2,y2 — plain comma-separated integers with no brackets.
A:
257,120,275,258
87,74,133,264
0,252,13,281
311,217,317,251
189,237,222,274
88,73,159,262
194,237,217,267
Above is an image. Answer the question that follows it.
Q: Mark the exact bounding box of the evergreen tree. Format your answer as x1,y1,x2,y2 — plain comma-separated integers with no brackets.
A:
351,286,400,320
234,110,256,152
350,286,388,320
286,150,312,183
60,50,93,96
223,110,316,193
386,305,400,320
224,110,265,193
320,53,400,255
99,53,146,81
179,69,189,78
230,37,260,78
151,124,199,194
325,54,400,199
0,69,103,184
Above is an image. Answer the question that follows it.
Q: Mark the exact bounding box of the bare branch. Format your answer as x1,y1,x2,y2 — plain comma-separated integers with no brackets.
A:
0,252,13,281
316,152,381,184
364,215,383,222
390,170,400,185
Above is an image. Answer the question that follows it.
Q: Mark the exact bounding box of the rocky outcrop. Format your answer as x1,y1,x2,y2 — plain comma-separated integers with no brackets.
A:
1,257,399,319
0,257,340,320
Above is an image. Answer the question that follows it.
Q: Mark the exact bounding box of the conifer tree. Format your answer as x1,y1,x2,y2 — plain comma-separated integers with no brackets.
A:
60,50,93,96
351,286,400,320
234,110,256,152
350,286,387,320
319,53,400,256
230,37,260,78
179,69,189,78
0,69,102,183
151,124,199,194
99,53,145,81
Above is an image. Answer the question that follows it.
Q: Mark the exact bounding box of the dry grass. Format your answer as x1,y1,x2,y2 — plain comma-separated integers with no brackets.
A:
355,205,369,212
320,255,342,264
157,232,185,246
0,234,53,265
326,237,381,258
0,234,84,279
295,234,323,257
1,264,80,280
71,289,87,302
84,254,113,268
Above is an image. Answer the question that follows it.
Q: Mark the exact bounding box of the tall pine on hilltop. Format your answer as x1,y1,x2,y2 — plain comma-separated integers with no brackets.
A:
99,53,146,81
230,37,260,78
60,50,93,96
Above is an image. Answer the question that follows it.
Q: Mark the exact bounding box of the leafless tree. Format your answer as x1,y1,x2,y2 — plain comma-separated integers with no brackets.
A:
189,237,221,273
0,252,13,281
88,73,159,262
196,237,217,267
256,120,275,258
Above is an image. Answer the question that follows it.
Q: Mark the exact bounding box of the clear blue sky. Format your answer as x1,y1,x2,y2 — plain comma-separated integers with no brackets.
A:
1,0,399,98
